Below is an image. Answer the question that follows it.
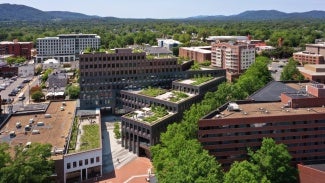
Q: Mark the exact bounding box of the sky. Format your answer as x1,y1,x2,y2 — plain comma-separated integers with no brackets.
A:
0,0,324,19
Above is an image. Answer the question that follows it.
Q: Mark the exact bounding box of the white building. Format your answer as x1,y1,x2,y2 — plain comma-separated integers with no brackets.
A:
42,59,60,70
36,33,100,63
157,39,182,50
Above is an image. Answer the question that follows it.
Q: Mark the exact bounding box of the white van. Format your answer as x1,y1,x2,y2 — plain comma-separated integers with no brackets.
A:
44,114,51,118
32,130,40,134
37,122,44,126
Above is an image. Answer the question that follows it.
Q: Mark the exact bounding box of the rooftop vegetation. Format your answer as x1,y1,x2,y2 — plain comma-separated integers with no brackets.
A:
132,48,144,53
191,75,214,86
169,91,189,102
178,56,190,64
139,86,166,97
68,117,78,153
143,106,169,123
79,124,100,151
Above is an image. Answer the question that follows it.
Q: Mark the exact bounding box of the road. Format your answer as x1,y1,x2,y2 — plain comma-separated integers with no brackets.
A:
269,60,288,81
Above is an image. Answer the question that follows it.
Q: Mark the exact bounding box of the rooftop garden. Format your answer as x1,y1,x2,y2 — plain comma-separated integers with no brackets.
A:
79,124,100,151
132,48,144,53
139,87,167,97
178,56,190,64
169,91,189,102
143,106,169,123
192,75,214,86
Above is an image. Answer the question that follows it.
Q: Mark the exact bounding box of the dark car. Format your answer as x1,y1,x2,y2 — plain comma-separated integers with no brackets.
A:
22,79,31,83
8,92,16,96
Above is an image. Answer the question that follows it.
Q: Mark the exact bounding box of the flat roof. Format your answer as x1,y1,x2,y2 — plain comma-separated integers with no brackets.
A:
294,51,323,56
306,43,325,48
181,47,212,54
298,67,325,76
307,164,325,172
249,81,299,102
0,101,76,158
128,89,195,103
210,101,325,120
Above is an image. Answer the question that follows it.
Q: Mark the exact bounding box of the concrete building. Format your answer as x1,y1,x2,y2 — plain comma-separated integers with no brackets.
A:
42,59,61,70
157,39,182,50
79,48,226,111
293,51,324,65
211,41,255,81
306,43,325,57
298,164,325,183
298,64,325,83
255,45,276,54
120,76,225,157
198,81,325,168
206,36,248,44
0,40,33,60
36,33,100,63
179,46,211,63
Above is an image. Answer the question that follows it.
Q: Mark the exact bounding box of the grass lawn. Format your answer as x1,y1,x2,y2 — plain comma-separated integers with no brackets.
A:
139,87,166,97
79,124,100,151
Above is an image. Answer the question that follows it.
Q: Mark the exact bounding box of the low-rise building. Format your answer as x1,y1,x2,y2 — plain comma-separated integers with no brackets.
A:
179,46,211,63
0,40,33,60
293,51,324,65
43,59,61,70
157,39,182,50
198,81,325,168
298,64,325,83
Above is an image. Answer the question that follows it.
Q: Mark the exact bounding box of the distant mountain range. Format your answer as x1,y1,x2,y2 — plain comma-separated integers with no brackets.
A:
0,3,324,21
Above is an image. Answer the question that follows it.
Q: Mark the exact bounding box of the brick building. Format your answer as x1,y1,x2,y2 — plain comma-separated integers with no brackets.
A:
211,41,255,81
298,164,325,183
198,82,325,168
293,51,324,65
298,64,325,84
0,40,33,60
179,46,211,63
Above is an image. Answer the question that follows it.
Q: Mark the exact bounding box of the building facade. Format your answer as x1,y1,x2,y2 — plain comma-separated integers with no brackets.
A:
36,33,100,63
179,46,211,63
306,43,325,57
157,39,182,50
198,82,325,168
211,41,255,81
79,48,226,111
120,76,225,157
298,64,325,84
293,51,324,65
0,40,33,60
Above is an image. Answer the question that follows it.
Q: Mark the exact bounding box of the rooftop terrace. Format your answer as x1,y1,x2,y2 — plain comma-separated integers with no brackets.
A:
124,106,175,125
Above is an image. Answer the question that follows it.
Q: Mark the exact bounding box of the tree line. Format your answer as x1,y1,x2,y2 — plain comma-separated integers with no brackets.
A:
151,56,297,183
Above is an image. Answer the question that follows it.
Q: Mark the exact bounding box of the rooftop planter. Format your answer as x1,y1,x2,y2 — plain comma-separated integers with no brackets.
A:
169,91,189,102
139,87,167,97
192,75,214,86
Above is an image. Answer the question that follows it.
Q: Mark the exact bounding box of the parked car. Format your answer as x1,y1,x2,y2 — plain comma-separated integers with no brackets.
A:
22,79,31,83
8,92,17,96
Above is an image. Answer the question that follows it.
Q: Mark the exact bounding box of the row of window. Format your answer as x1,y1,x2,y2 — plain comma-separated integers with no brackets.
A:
66,156,100,169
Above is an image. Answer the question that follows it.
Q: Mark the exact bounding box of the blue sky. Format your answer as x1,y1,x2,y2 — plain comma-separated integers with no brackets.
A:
1,0,324,18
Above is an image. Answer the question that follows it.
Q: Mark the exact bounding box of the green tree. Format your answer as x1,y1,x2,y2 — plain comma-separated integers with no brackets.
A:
66,85,80,99
0,143,54,183
224,161,270,183
113,122,121,139
31,91,45,102
280,58,304,81
248,138,297,183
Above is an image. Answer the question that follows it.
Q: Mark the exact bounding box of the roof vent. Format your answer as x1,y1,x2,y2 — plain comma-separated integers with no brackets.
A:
228,102,240,111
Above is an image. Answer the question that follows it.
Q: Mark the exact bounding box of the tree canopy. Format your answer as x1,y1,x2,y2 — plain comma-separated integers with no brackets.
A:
280,58,304,81
0,143,54,183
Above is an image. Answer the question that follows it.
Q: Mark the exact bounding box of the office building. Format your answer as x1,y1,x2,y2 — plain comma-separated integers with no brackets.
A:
179,46,212,63
0,40,33,60
36,33,100,63
120,76,225,157
198,81,325,168
211,41,255,81
79,48,226,111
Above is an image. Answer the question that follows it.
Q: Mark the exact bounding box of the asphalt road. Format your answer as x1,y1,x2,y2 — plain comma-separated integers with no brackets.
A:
269,60,288,81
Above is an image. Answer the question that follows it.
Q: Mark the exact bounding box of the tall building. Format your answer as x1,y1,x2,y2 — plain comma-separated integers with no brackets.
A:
211,41,255,81
79,48,225,111
198,81,325,168
36,33,100,63
0,40,33,59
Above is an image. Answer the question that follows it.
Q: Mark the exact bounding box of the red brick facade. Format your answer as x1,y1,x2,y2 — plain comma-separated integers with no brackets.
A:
0,40,33,60
298,164,325,183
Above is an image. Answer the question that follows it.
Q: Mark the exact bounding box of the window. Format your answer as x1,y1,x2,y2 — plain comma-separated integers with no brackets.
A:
96,156,100,162
91,158,94,164
79,160,83,166
85,159,89,165
73,161,77,168
67,163,71,169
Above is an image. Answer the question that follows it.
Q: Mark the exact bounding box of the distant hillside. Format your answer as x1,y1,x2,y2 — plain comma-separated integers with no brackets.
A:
0,3,324,22
0,3,99,21
186,10,325,21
